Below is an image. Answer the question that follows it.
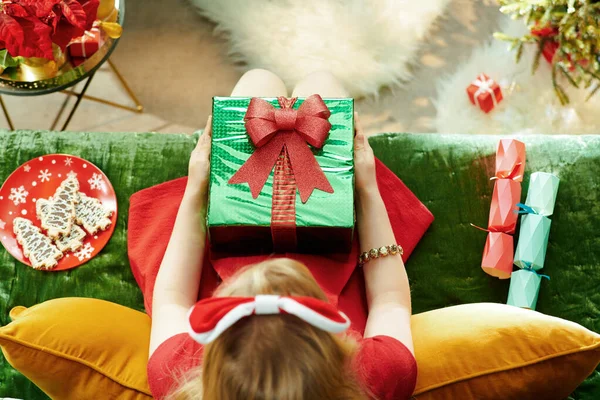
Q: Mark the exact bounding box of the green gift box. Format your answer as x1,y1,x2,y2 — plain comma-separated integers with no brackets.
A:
207,96,355,253
507,269,546,310
514,214,551,270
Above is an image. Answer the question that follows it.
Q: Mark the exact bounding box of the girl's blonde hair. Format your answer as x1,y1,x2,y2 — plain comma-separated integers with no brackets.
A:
168,258,367,400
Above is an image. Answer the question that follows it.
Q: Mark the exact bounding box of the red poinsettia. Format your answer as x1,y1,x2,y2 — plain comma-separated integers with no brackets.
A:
0,0,99,60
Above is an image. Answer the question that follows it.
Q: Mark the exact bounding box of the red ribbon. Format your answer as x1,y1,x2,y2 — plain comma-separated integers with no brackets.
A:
228,94,334,204
490,162,523,181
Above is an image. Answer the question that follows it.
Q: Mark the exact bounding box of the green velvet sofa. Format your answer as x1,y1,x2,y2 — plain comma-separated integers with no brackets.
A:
0,130,599,399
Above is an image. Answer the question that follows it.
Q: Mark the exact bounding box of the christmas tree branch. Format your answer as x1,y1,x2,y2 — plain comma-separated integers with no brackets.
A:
497,0,600,102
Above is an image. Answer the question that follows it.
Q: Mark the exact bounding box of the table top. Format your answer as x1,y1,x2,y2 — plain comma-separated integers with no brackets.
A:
0,0,125,97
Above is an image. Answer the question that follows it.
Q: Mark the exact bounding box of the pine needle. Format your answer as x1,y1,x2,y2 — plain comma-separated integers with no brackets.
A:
516,42,525,63
558,63,580,88
552,64,571,105
586,84,600,101
532,40,544,73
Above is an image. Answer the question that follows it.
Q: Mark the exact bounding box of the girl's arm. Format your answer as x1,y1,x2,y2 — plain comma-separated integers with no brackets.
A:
149,117,212,357
354,114,414,355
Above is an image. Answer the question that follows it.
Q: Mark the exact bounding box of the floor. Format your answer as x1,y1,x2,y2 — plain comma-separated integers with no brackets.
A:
0,0,501,136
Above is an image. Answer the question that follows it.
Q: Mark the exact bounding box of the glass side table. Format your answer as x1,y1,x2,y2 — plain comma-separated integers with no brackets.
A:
0,0,142,131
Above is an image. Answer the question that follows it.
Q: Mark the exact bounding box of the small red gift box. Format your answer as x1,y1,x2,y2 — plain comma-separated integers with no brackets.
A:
481,232,513,279
69,28,103,58
488,179,522,234
71,57,86,67
467,74,503,113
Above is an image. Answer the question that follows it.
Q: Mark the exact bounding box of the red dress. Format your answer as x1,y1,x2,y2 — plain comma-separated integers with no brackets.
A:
147,332,417,400
128,159,433,400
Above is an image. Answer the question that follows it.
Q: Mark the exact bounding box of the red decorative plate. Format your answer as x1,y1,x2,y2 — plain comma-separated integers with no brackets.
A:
0,155,117,271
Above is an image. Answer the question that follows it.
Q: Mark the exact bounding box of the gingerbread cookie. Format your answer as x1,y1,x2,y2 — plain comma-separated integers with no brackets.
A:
40,176,80,238
13,218,63,270
75,193,112,235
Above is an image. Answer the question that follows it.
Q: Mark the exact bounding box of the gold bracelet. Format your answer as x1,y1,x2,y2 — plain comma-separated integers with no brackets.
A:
359,244,403,266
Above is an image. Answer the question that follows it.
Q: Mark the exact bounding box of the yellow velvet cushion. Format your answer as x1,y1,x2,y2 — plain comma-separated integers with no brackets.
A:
1,300,599,400
0,298,152,400
412,303,600,399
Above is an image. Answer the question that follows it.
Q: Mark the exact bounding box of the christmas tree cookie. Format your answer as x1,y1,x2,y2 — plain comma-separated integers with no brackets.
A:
13,218,63,270
75,193,113,235
55,225,87,252
40,176,80,238
37,198,86,253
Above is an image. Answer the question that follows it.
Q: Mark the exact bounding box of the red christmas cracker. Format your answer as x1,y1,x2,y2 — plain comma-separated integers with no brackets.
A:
477,139,526,279
488,179,522,235
494,139,526,182
482,232,514,279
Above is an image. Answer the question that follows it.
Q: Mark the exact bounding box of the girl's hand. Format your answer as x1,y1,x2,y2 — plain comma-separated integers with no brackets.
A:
187,116,212,199
354,113,378,196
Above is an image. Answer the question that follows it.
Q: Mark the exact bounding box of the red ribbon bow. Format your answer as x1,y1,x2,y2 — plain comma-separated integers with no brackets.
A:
228,94,334,203
490,162,523,181
188,295,351,344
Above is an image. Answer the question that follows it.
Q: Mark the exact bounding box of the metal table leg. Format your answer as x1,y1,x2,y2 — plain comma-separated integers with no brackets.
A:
59,60,144,113
60,73,95,131
1,58,143,131
0,95,14,130
50,85,78,131
108,59,144,112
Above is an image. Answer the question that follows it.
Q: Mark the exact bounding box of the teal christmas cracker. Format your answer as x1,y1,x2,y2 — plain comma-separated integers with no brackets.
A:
507,269,544,310
514,214,551,270
524,172,559,216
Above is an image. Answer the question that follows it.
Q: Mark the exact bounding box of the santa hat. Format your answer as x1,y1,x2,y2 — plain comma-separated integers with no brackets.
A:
188,295,351,344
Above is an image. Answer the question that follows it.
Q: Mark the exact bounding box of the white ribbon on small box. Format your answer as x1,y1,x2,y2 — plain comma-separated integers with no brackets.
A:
471,74,499,109
78,27,102,58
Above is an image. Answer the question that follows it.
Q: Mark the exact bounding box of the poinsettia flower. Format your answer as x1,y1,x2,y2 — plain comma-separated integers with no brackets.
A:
81,0,99,30
0,0,100,58
43,9,61,32
52,18,82,51
15,16,54,59
58,0,87,30
3,3,30,18
15,0,60,19
52,0,98,51
0,13,25,57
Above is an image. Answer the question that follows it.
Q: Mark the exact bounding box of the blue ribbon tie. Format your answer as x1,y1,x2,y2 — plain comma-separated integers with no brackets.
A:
515,203,539,215
523,264,550,280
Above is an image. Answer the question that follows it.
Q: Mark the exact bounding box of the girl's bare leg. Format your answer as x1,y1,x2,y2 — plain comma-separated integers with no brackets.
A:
291,70,349,98
231,69,288,97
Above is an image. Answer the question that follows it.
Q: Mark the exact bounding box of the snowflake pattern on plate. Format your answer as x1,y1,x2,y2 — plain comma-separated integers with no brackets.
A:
74,242,95,261
38,169,52,183
8,186,29,206
88,173,104,191
1,154,117,271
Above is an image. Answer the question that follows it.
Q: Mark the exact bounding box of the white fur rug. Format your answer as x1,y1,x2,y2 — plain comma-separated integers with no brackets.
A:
190,0,451,97
434,17,600,135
